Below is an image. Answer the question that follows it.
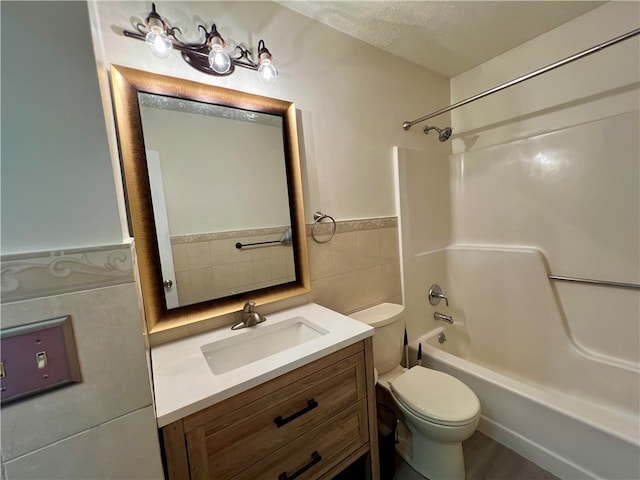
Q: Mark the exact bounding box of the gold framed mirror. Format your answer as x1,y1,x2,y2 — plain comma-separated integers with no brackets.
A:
110,65,309,333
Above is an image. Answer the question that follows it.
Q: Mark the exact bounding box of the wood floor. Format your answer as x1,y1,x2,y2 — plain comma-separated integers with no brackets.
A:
393,431,561,480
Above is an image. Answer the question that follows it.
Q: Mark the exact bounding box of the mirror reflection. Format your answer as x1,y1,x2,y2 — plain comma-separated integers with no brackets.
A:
138,94,295,308
109,65,309,332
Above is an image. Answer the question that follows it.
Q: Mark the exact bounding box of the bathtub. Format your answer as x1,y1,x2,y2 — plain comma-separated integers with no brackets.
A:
408,325,640,480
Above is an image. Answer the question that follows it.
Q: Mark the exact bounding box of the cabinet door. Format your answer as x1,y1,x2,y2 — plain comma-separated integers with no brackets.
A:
232,400,369,480
185,352,366,479
160,340,380,480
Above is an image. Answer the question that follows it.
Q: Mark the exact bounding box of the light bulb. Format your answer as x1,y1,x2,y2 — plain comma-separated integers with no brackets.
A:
208,45,231,74
258,58,278,84
145,28,172,59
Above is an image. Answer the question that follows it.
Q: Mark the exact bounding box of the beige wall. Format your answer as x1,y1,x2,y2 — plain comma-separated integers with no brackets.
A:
88,0,449,342
89,1,450,224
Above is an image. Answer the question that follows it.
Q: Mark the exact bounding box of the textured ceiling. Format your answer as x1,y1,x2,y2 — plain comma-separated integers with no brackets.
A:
279,1,605,78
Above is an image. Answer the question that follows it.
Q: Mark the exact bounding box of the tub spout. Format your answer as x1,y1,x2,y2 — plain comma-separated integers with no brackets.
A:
434,311,454,324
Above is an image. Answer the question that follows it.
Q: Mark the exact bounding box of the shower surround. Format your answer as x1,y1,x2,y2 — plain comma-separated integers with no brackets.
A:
395,4,639,478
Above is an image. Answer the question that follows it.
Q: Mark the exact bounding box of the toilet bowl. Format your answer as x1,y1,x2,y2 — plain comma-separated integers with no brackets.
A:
350,303,480,480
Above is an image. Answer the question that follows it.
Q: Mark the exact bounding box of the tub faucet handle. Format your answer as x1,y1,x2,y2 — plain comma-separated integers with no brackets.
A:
428,284,449,306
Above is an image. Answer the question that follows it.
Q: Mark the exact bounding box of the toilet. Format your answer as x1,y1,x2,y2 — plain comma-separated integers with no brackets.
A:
350,303,480,480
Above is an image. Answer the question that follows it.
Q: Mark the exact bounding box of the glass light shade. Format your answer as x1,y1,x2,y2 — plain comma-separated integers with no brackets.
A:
208,45,231,74
145,29,172,59
258,59,278,84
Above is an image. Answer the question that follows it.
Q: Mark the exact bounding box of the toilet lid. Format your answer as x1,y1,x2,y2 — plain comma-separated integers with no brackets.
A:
390,367,480,426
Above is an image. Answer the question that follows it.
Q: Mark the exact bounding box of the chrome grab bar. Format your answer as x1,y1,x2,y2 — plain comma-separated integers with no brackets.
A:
549,275,639,290
235,239,281,249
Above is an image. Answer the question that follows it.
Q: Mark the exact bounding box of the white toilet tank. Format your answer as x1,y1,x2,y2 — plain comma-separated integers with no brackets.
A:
350,303,405,375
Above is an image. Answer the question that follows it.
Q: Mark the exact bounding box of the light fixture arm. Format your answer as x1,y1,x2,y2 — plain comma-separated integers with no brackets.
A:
231,45,261,70
132,2,182,41
121,3,277,81
257,39,272,61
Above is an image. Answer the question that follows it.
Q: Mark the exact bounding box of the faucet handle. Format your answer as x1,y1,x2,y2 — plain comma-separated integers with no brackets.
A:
428,284,449,306
243,301,256,313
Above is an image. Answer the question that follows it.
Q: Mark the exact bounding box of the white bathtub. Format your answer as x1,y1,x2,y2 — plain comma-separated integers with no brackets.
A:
408,325,640,480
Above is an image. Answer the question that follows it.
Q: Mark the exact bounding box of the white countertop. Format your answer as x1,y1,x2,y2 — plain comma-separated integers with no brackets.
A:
151,303,373,427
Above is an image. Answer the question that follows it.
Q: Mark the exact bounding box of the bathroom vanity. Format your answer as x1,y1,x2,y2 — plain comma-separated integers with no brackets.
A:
109,66,380,478
152,303,380,480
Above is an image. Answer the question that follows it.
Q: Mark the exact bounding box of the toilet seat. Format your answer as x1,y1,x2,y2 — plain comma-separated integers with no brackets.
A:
390,367,480,427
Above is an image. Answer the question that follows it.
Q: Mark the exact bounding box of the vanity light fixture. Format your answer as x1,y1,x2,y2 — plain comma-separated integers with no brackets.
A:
123,3,278,84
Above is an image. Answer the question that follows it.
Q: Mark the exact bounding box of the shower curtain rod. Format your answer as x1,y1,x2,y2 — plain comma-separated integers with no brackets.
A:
402,27,640,130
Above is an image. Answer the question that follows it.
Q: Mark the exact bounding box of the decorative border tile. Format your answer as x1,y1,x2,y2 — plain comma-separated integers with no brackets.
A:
306,216,398,236
1,243,134,303
172,218,398,244
171,226,290,244
0,218,396,303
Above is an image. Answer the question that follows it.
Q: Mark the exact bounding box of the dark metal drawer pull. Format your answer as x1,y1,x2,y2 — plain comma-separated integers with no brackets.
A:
274,399,318,427
278,451,322,480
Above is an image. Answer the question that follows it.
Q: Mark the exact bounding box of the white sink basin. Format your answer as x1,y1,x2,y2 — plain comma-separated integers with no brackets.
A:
151,302,374,427
200,316,329,375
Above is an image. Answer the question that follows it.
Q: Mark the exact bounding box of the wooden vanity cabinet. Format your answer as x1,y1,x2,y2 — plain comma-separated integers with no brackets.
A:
161,338,380,480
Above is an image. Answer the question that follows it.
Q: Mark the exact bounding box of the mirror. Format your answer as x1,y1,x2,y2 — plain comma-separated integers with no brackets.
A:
110,65,309,333
138,94,294,308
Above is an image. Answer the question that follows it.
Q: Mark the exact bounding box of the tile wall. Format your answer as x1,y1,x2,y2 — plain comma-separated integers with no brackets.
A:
171,226,295,305
0,243,164,479
0,220,401,475
149,217,403,346
308,217,402,314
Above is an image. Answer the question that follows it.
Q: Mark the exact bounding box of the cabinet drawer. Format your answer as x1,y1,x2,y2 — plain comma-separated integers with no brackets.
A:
186,351,366,479
232,399,369,480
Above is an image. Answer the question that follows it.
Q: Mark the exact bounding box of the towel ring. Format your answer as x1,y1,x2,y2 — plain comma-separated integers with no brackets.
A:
311,212,336,243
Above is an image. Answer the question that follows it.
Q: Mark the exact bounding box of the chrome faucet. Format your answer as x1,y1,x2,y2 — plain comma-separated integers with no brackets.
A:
434,312,454,325
231,301,267,330
428,284,449,306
